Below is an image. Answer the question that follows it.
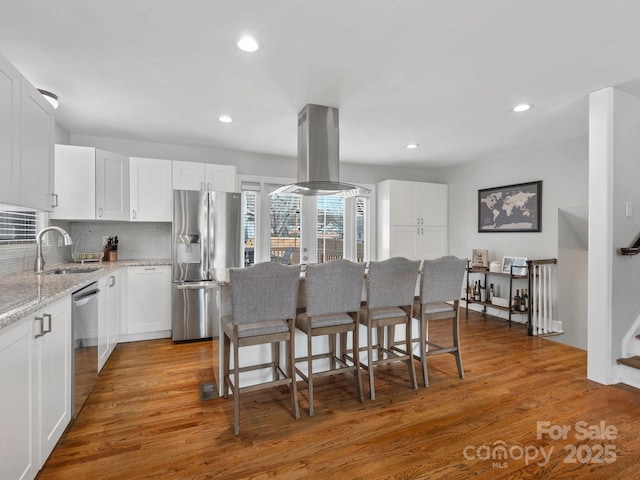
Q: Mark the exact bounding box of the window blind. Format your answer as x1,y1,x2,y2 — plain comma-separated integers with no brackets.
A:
0,208,38,244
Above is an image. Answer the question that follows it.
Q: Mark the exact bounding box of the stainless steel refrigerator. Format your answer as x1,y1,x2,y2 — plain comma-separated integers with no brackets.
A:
171,189,242,341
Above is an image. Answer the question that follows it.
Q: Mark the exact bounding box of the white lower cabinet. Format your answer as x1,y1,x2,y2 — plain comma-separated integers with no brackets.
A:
34,297,72,468
0,296,72,480
98,270,121,372
0,317,36,480
122,266,171,341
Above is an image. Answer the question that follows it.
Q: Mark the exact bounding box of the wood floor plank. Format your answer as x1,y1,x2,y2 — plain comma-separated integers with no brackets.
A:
37,312,640,480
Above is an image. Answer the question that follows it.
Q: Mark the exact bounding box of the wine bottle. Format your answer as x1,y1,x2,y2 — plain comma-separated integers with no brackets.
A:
519,288,526,312
488,283,494,302
512,289,520,311
522,289,529,311
474,281,480,301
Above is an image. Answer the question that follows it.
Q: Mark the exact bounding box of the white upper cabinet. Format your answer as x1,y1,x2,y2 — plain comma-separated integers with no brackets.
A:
0,52,54,211
129,157,172,221
172,160,237,192
96,150,129,220
377,179,449,261
50,145,95,220
204,163,237,192
20,78,55,211
381,179,448,227
51,145,129,221
0,53,21,205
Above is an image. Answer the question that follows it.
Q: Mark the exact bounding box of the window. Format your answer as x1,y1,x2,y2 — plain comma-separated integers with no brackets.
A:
269,192,300,265
316,196,344,263
240,175,370,265
0,206,39,245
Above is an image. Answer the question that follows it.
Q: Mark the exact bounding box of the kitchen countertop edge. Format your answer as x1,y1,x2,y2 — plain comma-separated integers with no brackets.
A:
0,259,171,331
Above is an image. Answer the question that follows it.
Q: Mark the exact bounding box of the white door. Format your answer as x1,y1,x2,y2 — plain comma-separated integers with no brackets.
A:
388,180,417,226
415,183,448,226
130,157,172,221
96,150,129,220
36,298,71,466
418,226,448,260
204,163,237,192
0,53,21,206
97,275,110,372
172,160,205,191
126,266,171,334
20,77,54,211
389,225,419,260
0,318,36,480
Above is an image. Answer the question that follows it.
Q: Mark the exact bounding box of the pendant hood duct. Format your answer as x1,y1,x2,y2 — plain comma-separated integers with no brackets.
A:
271,104,370,197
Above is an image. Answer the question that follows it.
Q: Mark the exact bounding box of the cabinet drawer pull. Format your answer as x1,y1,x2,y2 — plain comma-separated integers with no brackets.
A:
132,209,137,219
34,316,45,338
110,275,116,287
51,193,58,208
43,313,52,334
98,207,103,217
144,267,156,271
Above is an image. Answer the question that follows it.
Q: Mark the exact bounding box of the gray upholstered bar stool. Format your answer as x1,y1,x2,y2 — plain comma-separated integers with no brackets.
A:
413,255,467,387
221,262,301,435
294,259,365,416
357,256,421,400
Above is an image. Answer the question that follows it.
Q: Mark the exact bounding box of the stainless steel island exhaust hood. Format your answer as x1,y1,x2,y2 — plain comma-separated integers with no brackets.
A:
271,104,370,197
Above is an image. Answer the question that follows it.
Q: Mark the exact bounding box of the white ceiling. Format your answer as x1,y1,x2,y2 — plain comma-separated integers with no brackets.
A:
2,0,640,169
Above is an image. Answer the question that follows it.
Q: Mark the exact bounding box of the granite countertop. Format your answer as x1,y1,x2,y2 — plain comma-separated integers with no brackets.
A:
0,258,171,331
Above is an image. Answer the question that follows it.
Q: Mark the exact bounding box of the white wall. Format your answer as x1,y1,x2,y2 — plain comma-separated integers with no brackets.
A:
69,134,437,185
432,135,588,341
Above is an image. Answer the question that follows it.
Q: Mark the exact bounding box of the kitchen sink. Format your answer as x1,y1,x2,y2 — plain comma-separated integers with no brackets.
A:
40,267,102,275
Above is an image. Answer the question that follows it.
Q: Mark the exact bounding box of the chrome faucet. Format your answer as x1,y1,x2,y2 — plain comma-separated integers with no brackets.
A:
35,226,73,273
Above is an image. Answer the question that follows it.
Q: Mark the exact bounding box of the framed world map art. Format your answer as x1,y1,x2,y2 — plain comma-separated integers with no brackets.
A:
478,180,542,232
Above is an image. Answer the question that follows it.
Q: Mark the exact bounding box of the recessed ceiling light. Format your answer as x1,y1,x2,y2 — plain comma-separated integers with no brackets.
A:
235,35,261,53
218,115,233,123
406,143,419,149
513,103,532,112
38,89,59,109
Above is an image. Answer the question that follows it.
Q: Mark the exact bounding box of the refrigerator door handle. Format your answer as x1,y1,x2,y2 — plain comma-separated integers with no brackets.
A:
176,282,217,290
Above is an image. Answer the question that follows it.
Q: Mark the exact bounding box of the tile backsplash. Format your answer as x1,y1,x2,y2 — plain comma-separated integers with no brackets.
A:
0,220,171,278
66,221,171,260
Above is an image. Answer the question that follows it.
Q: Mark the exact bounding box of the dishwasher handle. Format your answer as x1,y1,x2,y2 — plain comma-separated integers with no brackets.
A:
73,289,100,307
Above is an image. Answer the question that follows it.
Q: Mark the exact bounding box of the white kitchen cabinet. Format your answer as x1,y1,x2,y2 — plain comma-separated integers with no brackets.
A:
51,145,130,221
0,317,36,480
98,271,121,372
123,265,171,340
377,179,448,261
34,297,72,468
130,157,172,221
204,163,237,192
20,77,55,211
0,52,21,206
0,52,55,211
96,150,129,220
172,160,237,192
0,296,72,480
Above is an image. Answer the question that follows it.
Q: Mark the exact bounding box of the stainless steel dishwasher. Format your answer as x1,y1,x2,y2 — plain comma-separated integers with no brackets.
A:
72,282,100,419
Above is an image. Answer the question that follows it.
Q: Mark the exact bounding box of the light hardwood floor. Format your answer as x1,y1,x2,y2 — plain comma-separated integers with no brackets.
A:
38,311,640,479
